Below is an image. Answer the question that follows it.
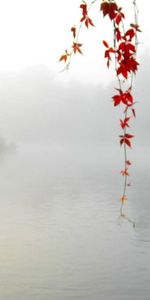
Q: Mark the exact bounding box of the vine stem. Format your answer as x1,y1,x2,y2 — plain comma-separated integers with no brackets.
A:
59,0,140,223
60,0,98,72
113,0,139,216
113,19,128,215
120,111,128,215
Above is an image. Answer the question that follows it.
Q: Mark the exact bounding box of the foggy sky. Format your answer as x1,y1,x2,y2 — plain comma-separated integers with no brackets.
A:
0,50,149,158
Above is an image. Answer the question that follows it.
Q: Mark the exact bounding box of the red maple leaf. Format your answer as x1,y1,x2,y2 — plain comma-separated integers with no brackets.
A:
59,50,70,63
120,117,130,129
112,90,133,106
80,3,94,28
117,63,128,79
103,40,109,48
120,169,130,176
132,108,136,118
100,2,109,17
122,91,133,105
130,23,142,32
117,57,139,78
120,133,134,148
125,29,135,41
80,3,87,18
100,2,118,20
71,26,76,39
103,42,115,67
112,94,122,106
72,43,83,54
115,28,122,42
84,17,94,28
119,42,136,56
109,2,118,20
126,160,132,166
120,195,128,202
115,9,125,25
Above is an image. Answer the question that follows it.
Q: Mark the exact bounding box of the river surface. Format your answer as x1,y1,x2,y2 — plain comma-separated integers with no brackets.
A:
0,144,150,300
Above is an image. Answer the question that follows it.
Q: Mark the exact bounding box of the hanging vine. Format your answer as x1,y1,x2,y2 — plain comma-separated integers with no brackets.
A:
59,0,141,215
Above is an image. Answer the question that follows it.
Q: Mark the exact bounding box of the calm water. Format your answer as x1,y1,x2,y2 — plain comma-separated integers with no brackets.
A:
0,144,150,300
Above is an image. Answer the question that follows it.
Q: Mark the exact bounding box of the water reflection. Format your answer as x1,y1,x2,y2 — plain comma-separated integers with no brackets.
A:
0,145,150,300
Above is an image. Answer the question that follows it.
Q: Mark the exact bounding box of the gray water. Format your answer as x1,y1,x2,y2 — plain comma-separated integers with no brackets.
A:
0,144,150,300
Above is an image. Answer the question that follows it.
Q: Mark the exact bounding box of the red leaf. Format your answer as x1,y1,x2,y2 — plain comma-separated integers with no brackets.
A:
119,42,135,54
126,160,132,166
125,29,135,41
59,50,70,63
125,133,134,139
100,2,118,20
112,94,122,106
71,26,76,39
103,40,109,48
115,28,122,41
80,3,94,28
130,23,142,32
117,64,128,79
85,17,94,28
120,117,130,129
128,57,139,73
80,3,87,18
124,138,132,148
132,108,136,118
120,195,128,202
109,2,118,20
120,138,124,146
121,169,130,176
115,11,125,25
119,134,134,148
72,43,83,54
100,2,109,17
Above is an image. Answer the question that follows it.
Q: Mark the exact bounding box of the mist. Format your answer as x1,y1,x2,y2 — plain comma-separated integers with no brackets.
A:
0,48,150,300
0,50,150,173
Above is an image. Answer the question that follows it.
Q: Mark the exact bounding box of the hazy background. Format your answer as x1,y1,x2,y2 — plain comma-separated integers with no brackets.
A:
0,50,149,168
0,1,150,300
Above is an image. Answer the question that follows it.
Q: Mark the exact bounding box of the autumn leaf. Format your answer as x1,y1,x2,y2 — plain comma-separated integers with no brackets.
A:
122,91,133,105
125,134,134,139
117,57,139,78
120,133,134,148
72,42,83,54
120,195,128,203
119,42,136,55
100,1,118,20
120,117,130,129
71,26,76,39
112,94,122,106
59,50,70,63
132,108,136,118
109,2,118,20
80,3,94,28
103,40,109,48
100,1,109,17
117,64,128,79
84,17,94,28
120,169,130,176
115,28,122,42
103,43,115,67
130,23,142,32
80,3,87,18
115,9,125,25
112,91,133,106
126,160,132,166
125,29,135,41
